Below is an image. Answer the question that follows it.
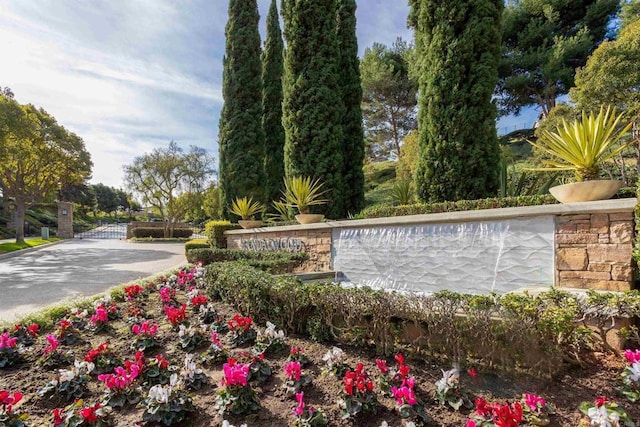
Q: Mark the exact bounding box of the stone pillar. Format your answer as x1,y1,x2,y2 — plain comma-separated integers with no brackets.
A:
57,201,74,239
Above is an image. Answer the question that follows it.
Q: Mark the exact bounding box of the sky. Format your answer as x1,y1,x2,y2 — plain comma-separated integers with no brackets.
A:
0,0,536,189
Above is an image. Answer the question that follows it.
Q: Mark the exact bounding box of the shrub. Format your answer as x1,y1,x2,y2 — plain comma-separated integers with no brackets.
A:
202,263,640,375
187,248,307,274
204,220,236,248
184,238,210,254
358,195,558,219
132,228,193,239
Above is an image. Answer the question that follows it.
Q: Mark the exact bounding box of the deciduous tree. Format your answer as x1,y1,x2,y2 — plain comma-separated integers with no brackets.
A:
123,142,214,237
0,88,92,243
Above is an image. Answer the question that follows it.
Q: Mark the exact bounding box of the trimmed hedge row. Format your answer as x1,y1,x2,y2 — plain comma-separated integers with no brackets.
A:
204,220,237,248
132,227,193,238
203,262,640,375
188,248,308,274
185,238,210,253
358,195,558,219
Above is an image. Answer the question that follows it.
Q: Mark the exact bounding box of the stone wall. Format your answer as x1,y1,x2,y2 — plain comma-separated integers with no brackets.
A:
226,228,332,273
57,201,74,239
556,212,634,291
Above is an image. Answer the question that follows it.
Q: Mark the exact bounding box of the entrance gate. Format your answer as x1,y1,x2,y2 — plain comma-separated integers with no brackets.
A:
74,223,129,239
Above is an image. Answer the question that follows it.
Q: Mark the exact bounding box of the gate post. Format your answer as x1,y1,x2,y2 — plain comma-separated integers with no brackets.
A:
57,201,74,239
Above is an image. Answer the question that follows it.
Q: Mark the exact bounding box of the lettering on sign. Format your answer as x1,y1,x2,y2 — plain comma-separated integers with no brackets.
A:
241,238,304,252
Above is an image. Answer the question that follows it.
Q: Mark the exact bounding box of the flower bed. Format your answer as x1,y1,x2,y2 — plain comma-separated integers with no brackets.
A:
0,264,639,426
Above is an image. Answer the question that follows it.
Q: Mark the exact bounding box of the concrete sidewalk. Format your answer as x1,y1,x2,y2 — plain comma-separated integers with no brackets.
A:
0,239,187,322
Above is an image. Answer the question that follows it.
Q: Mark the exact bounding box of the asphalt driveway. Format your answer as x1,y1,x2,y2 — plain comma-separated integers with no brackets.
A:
0,239,187,322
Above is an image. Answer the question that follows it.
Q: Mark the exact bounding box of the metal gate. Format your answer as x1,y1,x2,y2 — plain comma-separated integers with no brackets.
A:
74,223,129,239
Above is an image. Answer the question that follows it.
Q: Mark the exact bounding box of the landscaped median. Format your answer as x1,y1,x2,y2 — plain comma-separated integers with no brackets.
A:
0,254,639,426
0,237,62,255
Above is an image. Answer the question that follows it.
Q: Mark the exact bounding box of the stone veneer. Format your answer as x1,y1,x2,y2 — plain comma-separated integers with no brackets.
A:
226,198,637,291
556,211,634,291
57,201,74,239
226,228,332,273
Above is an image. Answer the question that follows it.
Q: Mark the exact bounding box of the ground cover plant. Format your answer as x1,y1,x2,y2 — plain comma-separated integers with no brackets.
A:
0,263,639,426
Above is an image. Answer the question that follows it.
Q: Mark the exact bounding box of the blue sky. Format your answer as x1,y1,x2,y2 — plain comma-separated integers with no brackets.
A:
0,1,536,189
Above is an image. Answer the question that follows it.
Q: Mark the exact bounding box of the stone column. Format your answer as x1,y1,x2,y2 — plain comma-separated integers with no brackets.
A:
57,201,74,239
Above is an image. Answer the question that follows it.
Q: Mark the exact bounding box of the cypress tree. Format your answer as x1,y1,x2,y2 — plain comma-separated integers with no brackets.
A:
336,0,365,215
218,0,266,217
262,0,286,206
409,0,502,202
281,0,345,218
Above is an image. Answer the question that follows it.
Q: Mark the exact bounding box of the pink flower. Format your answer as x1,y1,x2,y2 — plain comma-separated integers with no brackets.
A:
524,393,546,412
285,361,302,381
466,420,477,427
375,359,388,375
0,332,18,349
211,331,222,347
44,334,60,355
295,391,305,416
0,390,22,414
391,383,417,406
132,321,158,336
624,349,640,364
222,359,250,387
91,307,109,324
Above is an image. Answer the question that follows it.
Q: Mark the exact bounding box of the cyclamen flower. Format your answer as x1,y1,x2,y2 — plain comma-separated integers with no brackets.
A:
290,346,304,356
91,307,109,324
98,363,140,390
285,361,302,381
159,287,175,303
524,393,546,412
322,347,344,367
435,367,459,395
154,354,170,369
0,332,18,349
627,362,640,382
295,391,305,416
595,396,608,408
587,405,620,427
211,331,222,348
392,377,417,406
222,359,250,387
468,367,478,379
124,284,144,300
80,403,101,423
375,359,388,375
227,314,253,332
163,304,187,325
132,321,158,336
466,420,477,427
85,341,109,362
52,407,65,425
624,349,640,364
0,390,23,414
190,295,208,307
148,384,171,404
44,334,60,355
343,363,373,396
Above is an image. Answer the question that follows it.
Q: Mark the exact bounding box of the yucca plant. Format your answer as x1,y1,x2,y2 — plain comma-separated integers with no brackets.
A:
528,106,634,182
230,197,264,220
390,180,413,205
282,176,328,214
266,200,296,223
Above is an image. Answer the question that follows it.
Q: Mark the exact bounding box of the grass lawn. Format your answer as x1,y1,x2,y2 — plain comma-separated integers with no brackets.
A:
0,237,61,253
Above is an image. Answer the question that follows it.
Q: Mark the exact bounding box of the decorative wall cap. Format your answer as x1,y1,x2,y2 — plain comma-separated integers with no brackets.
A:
226,198,637,235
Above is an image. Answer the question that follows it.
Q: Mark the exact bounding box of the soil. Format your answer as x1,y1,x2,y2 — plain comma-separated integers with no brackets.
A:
1,279,638,427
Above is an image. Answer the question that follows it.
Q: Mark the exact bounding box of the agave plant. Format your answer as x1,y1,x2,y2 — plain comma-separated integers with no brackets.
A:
230,197,264,220
528,106,634,182
390,180,413,205
282,176,328,214
266,200,296,223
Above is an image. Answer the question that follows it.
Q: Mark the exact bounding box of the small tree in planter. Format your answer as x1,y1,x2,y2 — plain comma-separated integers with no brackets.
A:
282,176,327,224
231,197,264,229
215,358,260,415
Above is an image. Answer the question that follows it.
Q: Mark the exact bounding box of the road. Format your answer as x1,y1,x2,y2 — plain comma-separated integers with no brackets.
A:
0,239,187,322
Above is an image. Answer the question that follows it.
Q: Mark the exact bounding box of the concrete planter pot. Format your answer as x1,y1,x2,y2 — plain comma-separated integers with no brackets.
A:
549,180,623,204
295,214,324,225
238,220,262,229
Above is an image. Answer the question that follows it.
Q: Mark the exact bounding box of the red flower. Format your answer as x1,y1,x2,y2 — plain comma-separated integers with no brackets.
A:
375,359,388,375
474,397,493,417
155,354,169,369
0,390,22,414
27,323,40,337
394,353,405,366
468,367,478,379
595,396,608,408
79,403,101,422
228,314,253,332
124,284,144,300
493,402,523,427
163,304,187,325
190,295,208,307
52,408,65,425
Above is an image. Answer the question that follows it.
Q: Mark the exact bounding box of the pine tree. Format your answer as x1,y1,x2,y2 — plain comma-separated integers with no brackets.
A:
282,0,345,218
409,0,502,203
336,0,365,215
218,0,266,217
262,0,286,206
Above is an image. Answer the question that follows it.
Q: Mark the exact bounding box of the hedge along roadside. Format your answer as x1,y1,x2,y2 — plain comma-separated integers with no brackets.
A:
204,220,237,248
184,238,210,254
204,262,640,376
187,248,308,274
132,227,194,239
0,265,188,331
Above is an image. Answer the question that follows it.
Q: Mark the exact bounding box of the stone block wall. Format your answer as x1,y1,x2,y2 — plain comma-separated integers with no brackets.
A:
556,212,634,291
57,201,74,239
226,229,332,273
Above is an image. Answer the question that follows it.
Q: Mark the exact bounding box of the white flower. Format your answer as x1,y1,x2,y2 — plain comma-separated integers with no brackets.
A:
379,422,389,427
148,384,171,404
179,324,197,337
57,368,76,383
181,354,202,379
322,346,344,367
186,288,199,300
169,373,180,388
627,362,640,383
75,360,95,374
222,421,247,427
587,405,616,427
259,321,286,341
435,366,460,394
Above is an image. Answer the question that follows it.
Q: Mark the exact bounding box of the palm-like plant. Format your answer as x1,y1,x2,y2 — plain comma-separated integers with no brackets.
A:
282,176,328,214
230,196,264,220
528,106,634,182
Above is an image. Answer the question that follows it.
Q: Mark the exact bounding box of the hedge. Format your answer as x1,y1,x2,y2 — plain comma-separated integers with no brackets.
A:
187,248,308,274
203,262,640,375
358,195,559,219
204,220,237,248
132,227,193,239
185,238,210,254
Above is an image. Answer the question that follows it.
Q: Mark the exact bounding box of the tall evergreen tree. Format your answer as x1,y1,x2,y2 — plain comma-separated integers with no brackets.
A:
281,0,345,218
218,0,266,217
262,0,286,206
336,0,365,215
409,0,502,203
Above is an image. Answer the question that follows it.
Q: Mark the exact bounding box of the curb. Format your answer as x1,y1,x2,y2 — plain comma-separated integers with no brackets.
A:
0,239,69,261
